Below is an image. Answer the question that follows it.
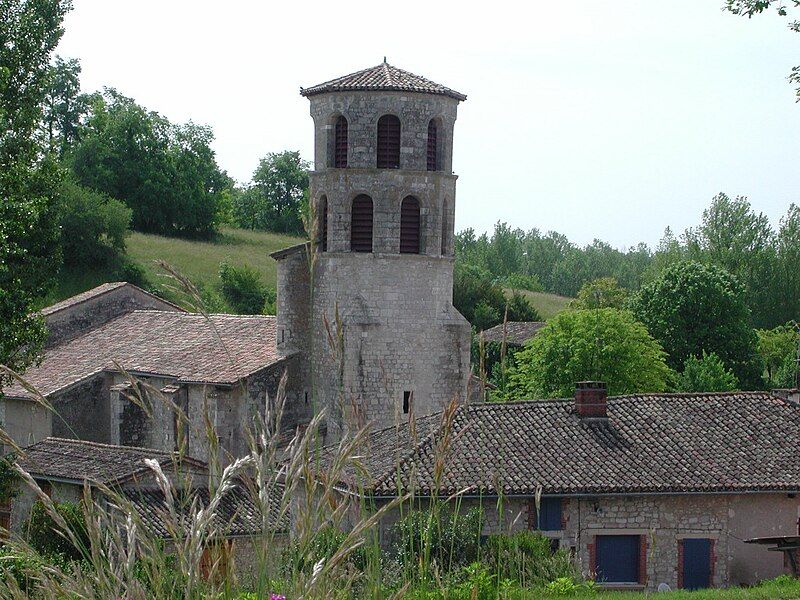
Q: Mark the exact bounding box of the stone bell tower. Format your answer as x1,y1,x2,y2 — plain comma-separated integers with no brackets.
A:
272,61,471,440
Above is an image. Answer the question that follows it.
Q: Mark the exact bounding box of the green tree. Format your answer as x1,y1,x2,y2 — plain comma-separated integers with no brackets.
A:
219,262,274,315
0,0,71,386
453,263,540,330
757,323,799,385
71,89,229,239
233,150,309,235
26,500,88,560
724,0,799,100
41,55,87,158
571,277,629,309
505,308,670,399
672,351,740,393
630,261,763,388
775,204,800,324
685,193,778,328
58,179,131,267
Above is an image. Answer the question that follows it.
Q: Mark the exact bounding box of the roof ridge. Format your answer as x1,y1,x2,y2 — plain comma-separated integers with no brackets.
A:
32,436,175,456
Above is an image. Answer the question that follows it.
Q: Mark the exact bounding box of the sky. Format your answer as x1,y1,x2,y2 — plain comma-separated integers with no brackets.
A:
56,0,800,248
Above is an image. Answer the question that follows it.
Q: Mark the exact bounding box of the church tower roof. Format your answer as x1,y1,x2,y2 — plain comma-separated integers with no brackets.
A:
300,61,466,101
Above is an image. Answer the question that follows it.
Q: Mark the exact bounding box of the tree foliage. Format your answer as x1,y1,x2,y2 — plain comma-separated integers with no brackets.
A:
233,151,309,235
25,499,88,560
219,262,274,315
630,261,763,389
757,323,799,386
672,351,740,393
0,0,71,385
41,55,86,158
505,308,671,399
70,89,230,239
571,277,628,310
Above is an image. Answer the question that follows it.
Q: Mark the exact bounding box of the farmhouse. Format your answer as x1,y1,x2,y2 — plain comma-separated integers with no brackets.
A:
319,383,800,591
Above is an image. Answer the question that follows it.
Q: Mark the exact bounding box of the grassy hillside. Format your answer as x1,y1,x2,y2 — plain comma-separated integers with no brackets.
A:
506,288,573,320
47,227,303,307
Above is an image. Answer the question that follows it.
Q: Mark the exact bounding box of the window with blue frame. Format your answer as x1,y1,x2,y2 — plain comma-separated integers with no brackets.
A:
532,497,562,531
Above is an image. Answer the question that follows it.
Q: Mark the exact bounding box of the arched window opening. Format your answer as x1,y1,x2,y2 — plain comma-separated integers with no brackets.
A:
427,120,438,171
400,196,421,254
318,196,328,252
351,195,373,253
334,116,348,168
377,115,401,169
441,198,449,256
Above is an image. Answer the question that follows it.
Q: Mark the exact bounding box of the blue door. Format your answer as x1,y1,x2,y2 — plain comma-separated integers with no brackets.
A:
683,538,711,590
596,535,640,583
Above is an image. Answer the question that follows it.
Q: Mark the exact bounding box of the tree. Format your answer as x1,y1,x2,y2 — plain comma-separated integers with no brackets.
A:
672,351,739,393
70,89,229,239
58,179,131,267
41,55,87,158
685,193,778,328
724,0,799,101
504,308,671,399
571,277,628,309
630,261,763,389
454,263,540,331
219,262,274,315
775,204,800,324
233,151,309,235
0,0,71,386
757,323,799,385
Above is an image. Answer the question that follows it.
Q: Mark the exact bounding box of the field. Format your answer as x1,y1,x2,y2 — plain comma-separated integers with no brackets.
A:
506,288,573,320
47,226,303,307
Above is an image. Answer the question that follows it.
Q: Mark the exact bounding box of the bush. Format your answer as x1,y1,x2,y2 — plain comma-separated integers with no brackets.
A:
25,500,89,561
391,505,483,578
219,262,273,315
282,525,366,577
672,351,739,393
482,532,579,588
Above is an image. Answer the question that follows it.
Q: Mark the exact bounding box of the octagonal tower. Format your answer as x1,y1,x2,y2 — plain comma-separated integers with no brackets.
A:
273,62,471,440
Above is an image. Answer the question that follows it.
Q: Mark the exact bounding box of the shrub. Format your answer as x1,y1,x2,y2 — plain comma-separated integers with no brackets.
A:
219,262,272,315
672,351,739,393
25,500,89,561
282,525,366,577
391,505,483,578
482,532,579,587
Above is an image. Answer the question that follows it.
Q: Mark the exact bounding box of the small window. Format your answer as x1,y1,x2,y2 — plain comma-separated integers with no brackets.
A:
377,115,401,168
318,196,328,252
532,497,562,531
400,196,421,254
403,391,412,414
595,535,641,584
334,116,348,168
441,198,449,256
351,195,373,253
39,481,52,498
427,119,438,171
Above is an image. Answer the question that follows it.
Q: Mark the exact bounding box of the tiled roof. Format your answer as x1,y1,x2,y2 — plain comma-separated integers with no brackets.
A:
123,484,287,538
16,437,206,485
301,62,467,101
330,392,800,497
5,311,282,400
480,321,546,345
39,282,182,316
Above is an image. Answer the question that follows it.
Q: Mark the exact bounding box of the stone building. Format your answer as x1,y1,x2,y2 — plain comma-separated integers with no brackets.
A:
272,61,472,440
1,282,310,460
318,384,800,590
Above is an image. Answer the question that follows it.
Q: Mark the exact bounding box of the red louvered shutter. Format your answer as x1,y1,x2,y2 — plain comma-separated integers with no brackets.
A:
400,196,420,254
377,115,401,168
351,195,373,252
427,120,438,171
334,116,348,168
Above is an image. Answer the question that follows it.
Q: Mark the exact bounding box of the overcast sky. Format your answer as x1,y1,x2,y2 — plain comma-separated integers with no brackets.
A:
57,0,799,248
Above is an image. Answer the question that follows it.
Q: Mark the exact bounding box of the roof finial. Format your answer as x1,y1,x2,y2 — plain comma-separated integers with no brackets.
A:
383,56,387,64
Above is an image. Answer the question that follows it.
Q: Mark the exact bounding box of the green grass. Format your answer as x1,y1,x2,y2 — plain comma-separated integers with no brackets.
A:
586,575,800,598
45,226,304,307
506,288,573,320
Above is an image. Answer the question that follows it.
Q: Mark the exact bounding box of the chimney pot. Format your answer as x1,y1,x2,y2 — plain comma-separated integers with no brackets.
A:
575,381,608,419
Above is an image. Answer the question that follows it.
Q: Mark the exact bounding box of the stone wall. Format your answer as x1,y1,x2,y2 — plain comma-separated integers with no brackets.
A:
52,376,110,442
0,398,51,454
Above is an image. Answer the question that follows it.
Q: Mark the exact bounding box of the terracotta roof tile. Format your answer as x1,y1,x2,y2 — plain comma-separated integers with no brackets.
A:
481,321,546,345
332,392,800,497
5,311,282,399
301,62,466,101
16,437,205,485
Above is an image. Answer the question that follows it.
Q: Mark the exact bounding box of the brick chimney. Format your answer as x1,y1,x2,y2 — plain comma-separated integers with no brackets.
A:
575,381,608,419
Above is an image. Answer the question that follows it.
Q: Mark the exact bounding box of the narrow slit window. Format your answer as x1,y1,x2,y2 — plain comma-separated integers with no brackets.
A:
318,196,328,252
441,198,449,255
350,195,373,253
427,120,438,171
377,115,401,168
334,116,348,168
403,391,413,414
400,196,421,254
